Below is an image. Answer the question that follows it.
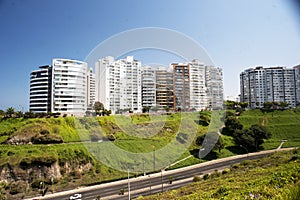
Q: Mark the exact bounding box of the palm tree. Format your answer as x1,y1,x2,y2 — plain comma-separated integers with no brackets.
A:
6,107,15,118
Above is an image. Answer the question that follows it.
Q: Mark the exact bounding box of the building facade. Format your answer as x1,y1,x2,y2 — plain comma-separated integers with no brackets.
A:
205,66,224,109
30,58,94,116
172,63,190,111
155,66,174,110
141,66,156,108
95,56,142,114
29,65,52,113
240,66,300,108
190,59,207,110
30,57,224,115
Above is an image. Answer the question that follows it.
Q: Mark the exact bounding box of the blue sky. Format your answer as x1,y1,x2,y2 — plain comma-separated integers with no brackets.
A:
0,0,299,111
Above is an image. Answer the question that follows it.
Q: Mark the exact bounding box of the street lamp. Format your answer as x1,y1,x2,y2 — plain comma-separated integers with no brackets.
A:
240,145,248,157
161,169,164,192
142,157,145,176
152,145,156,172
127,167,131,200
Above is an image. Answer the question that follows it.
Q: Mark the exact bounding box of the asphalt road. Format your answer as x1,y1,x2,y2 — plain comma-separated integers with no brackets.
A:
29,148,294,200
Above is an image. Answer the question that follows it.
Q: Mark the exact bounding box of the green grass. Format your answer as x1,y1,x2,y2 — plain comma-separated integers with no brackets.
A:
138,148,300,200
1,110,300,198
238,109,300,149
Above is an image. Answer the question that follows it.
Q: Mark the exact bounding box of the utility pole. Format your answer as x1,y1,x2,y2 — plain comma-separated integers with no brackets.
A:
128,167,130,200
153,146,156,172
161,169,164,192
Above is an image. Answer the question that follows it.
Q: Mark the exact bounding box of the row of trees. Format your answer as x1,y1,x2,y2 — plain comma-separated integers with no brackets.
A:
196,110,272,156
0,107,63,119
225,100,298,110
222,111,271,152
0,101,111,119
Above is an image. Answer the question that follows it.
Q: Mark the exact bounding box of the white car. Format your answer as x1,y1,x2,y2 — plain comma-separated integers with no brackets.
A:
69,193,82,200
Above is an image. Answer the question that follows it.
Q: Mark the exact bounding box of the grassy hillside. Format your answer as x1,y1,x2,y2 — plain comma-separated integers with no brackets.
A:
0,110,300,199
238,109,300,149
138,148,300,200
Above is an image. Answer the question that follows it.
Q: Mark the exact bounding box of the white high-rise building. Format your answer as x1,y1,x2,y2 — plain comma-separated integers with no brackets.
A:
30,58,94,116
51,58,91,116
189,59,207,110
240,66,300,108
95,56,142,113
205,66,224,109
141,66,156,108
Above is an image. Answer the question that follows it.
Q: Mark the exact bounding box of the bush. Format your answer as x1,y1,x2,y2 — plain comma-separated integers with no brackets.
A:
107,134,116,141
222,168,230,174
203,174,210,180
31,134,63,144
287,183,300,200
211,170,221,178
193,175,201,182
240,160,251,166
40,129,50,135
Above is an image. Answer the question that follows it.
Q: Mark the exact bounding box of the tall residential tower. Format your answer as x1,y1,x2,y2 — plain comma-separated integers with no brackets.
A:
29,58,95,116
240,66,300,108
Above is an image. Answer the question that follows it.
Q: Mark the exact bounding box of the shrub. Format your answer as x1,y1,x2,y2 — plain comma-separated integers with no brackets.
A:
40,129,50,135
287,183,300,200
222,168,230,174
240,160,251,166
107,134,116,141
193,175,201,182
211,170,221,178
203,174,210,180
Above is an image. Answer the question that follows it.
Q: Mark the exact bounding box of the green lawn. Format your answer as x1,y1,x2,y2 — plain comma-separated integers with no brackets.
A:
238,109,300,149
138,149,300,200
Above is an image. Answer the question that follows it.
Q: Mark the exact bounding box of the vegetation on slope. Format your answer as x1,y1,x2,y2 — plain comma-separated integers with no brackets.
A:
0,109,300,199
138,149,300,200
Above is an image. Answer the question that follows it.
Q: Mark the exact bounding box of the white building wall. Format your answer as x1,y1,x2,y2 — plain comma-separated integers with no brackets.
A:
189,59,207,110
205,66,224,109
141,66,156,108
52,58,89,116
95,56,142,114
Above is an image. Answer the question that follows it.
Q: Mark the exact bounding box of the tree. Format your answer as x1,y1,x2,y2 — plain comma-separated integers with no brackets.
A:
0,109,5,116
223,116,243,135
233,124,271,152
239,102,248,109
24,110,36,118
197,112,211,126
224,100,238,110
196,132,224,153
6,107,15,118
163,106,170,112
15,111,23,118
279,102,289,110
263,102,273,110
142,106,151,113
93,101,104,116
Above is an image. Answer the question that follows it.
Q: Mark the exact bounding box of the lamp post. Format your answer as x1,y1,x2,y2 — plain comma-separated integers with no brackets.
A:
127,167,130,200
152,145,156,172
240,145,248,158
142,158,145,176
161,169,164,192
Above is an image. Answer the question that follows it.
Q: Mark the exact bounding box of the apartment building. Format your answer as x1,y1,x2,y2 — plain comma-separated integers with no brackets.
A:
29,58,95,116
240,66,300,108
170,61,223,111
30,56,224,115
141,66,156,108
172,63,190,111
205,66,224,109
190,59,207,110
95,56,142,114
29,65,52,113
